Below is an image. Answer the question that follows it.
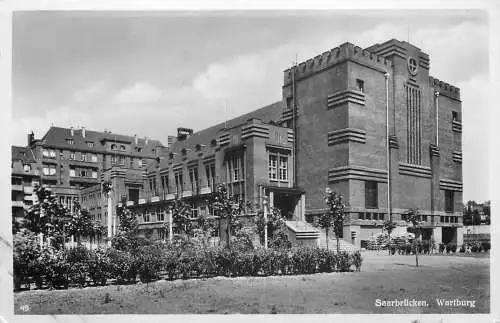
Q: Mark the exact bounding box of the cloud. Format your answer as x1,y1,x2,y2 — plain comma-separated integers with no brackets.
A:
72,80,110,106
114,82,166,104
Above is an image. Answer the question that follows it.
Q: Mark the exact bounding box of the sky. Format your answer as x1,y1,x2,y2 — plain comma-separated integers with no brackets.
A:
10,10,490,202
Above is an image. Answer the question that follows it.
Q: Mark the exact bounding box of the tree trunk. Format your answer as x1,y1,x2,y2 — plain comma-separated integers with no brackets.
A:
226,218,231,247
336,237,340,255
325,228,329,250
388,231,391,256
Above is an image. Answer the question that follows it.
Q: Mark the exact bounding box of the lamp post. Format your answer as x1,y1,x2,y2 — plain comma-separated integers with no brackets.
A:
263,194,269,249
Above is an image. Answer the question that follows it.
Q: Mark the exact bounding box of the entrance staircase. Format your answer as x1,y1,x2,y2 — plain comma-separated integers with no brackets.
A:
318,229,359,253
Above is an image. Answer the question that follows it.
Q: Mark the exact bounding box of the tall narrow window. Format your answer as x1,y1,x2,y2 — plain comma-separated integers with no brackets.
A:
405,85,422,165
445,190,454,213
174,170,183,193
149,178,157,196
269,155,278,180
205,163,216,190
365,181,378,209
161,174,169,195
279,156,288,181
189,167,199,192
452,111,458,122
356,79,365,93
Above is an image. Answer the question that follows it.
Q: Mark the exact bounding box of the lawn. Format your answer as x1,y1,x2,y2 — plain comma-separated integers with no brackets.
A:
14,251,489,314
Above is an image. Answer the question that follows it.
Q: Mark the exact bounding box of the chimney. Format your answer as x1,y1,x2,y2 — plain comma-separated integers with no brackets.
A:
27,131,34,146
134,134,138,145
167,135,176,147
70,126,74,136
177,127,194,141
145,136,149,145
82,127,86,138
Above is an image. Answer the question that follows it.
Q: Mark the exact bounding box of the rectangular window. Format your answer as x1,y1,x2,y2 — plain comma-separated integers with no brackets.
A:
87,141,94,148
158,209,165,222
445,190,454,213
49,150,56,158
43,166,49,175
144,211,150,223
269,155,277,180
92,171,98,179
359,212,365,220
232,156,241,181
356,78,364,93
70,168,76,177
174,170,183,193
191,201,198,219
69,152,75,160
189,167,199,192
205,163,216,190
42,150,49,158
149,178,157,196
161,174,169,195
452,111,458,122
80,169,88,177
81,153,87,161
279,156,288,181
49,166,56,175
119,156,125,165
365,181,378,209
91,154,98,163
66,139,74,145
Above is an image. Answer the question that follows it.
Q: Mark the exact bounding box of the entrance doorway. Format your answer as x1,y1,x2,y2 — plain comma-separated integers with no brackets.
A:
273,193,299,219
442,227,457,244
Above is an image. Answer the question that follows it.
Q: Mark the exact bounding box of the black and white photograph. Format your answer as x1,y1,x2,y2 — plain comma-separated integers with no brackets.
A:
1,1,497,321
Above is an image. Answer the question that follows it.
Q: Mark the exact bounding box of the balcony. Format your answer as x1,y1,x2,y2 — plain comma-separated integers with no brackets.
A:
12,201,24,208
11,185,23,192
199,186,212,195
182,190,193,198
138,198,146,205
150,196,160,203
126,201,135,206
165,194,175,201
24,195,33,201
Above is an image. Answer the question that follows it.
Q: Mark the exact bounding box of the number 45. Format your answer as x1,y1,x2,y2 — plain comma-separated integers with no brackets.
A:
19,304,30,312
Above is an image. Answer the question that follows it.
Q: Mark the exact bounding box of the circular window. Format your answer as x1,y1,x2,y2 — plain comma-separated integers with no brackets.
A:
407,57,418,76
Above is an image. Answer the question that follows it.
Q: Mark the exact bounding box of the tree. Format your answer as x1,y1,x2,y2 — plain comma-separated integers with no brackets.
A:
382,219,397,255
402,208,421,267
210,184,246,247
255,206,289,248
195,210,217,247
25,185,70,249
111,203,140,251
66,200,95,244
323,188,348,254
168,198,193,236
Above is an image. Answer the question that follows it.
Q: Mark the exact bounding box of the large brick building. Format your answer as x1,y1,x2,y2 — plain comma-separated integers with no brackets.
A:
126,39,463,248
11,127,164,240
12,38,463,248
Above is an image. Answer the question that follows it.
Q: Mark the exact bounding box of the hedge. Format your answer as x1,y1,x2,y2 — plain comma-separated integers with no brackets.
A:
13,238,363,291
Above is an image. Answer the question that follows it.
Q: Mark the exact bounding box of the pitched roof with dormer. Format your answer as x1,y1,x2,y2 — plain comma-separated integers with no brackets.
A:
37,126,164,158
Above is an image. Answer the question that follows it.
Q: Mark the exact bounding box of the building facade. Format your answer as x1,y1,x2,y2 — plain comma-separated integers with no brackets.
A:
130,39,463,248
11,127,164,241
12,38,463,249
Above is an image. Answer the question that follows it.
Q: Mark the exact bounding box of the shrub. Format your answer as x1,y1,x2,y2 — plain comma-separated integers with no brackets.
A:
469,240,482,252
459,245,465,253
439,243,445,253
44,248,70,289
446,243,457,253
13,230,41,291
350,251,362,271
336,251,351,272
163,244,180,281
481,242,491,252
87,248,110,286
135,244,165,283
106,248,137,284
66,245,90,287
290,247,317,274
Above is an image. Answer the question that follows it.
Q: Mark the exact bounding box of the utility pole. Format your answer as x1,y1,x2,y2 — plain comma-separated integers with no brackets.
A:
385,72,392,223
